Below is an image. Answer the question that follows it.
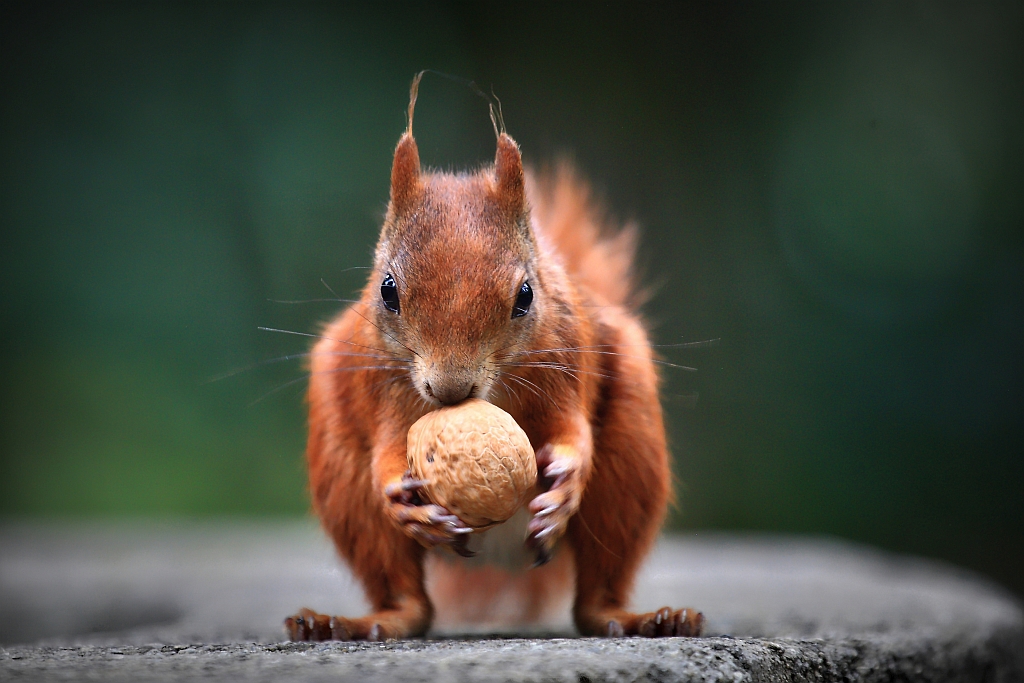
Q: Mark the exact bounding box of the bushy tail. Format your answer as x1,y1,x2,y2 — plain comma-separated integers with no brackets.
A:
527,162,642,308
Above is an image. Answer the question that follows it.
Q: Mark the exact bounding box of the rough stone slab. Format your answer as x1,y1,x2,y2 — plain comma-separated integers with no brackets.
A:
1,520,1021,682
3,634,1022,683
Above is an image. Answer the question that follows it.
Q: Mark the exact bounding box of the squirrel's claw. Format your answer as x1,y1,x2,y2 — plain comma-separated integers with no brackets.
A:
636,607,705,637
386,471,475,552
526,489,571,554
394,502,470,531
285,608,333,641
530,543,553,568
406,522,476,556
526,444,582,565
384,471,429,505
451,534,476,557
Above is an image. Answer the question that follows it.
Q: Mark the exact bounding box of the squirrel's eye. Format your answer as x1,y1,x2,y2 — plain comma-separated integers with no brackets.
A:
512,280,533,319
381,274,400,314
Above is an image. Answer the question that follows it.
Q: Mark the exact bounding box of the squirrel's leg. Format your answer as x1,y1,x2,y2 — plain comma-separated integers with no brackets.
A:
286,431,468,641
284,518,434,641
566,396,704,637
284,477,437,641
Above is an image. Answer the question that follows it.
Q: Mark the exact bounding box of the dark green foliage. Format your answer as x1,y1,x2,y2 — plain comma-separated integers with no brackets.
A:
1,3,1021,596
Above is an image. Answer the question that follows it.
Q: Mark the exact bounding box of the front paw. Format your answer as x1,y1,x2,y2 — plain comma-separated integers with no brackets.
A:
526,445,581,565
385,471,475,556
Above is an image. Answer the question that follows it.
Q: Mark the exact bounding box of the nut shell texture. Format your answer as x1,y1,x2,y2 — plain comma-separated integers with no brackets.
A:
407,399,537,528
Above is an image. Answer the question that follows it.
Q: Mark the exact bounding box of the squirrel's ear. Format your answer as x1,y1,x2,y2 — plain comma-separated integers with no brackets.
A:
390,132,421,213
494,133,525,214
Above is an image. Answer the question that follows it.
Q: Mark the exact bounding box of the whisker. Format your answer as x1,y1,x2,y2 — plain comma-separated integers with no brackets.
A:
502,373,543,406
502,360,607,373
514,340,718,354
512,339,719,353
504,372,560,411
209,352,313,383
500,362,618,383
250,365,409,406
262,281,422,365
367,371,414,396
487,368,523,412
318,351,409,361
320,280,422,361
498,376,522,411
665,392,700,409
320,278,343,298
249,374,310,406
208,350,408,383
268,297,365,305
256,326,393,356
502,362,584,381
502,347,697,372
662,338,720,350
578,511,622,560
313,365,413,372
346,305,423,361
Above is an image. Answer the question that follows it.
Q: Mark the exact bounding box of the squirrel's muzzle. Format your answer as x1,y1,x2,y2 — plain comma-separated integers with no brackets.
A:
424,377,477,406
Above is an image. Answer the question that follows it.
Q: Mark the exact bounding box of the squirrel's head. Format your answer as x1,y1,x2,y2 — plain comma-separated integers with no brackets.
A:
369,130,542,406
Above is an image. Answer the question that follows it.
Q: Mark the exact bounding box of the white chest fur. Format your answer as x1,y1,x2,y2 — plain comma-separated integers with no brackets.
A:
433,506,533,572
423,506,574,632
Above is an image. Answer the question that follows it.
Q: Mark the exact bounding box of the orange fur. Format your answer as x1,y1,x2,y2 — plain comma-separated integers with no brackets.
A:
528,163,641,309
284,103,703,641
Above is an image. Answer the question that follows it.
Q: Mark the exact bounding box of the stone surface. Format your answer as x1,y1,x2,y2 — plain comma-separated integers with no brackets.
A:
1,520,1021,682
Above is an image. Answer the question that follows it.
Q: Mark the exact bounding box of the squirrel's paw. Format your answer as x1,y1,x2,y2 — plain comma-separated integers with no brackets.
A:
634,607,705,637
526,445,582,565
285,608,350,641
285,608,404,642
578,606,705,638
385,471,475,556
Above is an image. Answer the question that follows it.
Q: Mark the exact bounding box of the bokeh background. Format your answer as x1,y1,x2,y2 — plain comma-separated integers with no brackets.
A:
2,3,1021,597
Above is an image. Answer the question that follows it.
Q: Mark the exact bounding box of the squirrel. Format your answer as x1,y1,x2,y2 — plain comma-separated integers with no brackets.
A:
285,75,704,640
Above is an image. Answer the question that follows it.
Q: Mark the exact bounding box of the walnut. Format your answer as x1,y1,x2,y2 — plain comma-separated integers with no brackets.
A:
407,399,537,529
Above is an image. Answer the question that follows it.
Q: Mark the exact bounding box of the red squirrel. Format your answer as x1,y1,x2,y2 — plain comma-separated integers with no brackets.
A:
285,77,704,640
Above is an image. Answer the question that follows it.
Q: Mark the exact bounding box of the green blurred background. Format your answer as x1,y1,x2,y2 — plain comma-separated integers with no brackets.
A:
2,3,1022,596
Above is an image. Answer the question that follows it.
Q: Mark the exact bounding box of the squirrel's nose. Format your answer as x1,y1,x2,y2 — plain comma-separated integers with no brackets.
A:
426,379,476,406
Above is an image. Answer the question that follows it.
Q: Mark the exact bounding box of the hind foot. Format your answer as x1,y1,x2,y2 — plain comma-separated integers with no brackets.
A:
284,607,425,642
578,606,705,637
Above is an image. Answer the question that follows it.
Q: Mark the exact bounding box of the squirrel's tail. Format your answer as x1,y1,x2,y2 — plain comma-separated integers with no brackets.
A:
527,162,643,309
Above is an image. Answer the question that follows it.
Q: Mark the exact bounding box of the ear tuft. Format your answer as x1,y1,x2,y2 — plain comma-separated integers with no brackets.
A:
494,133,525,213
390,132,421,213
